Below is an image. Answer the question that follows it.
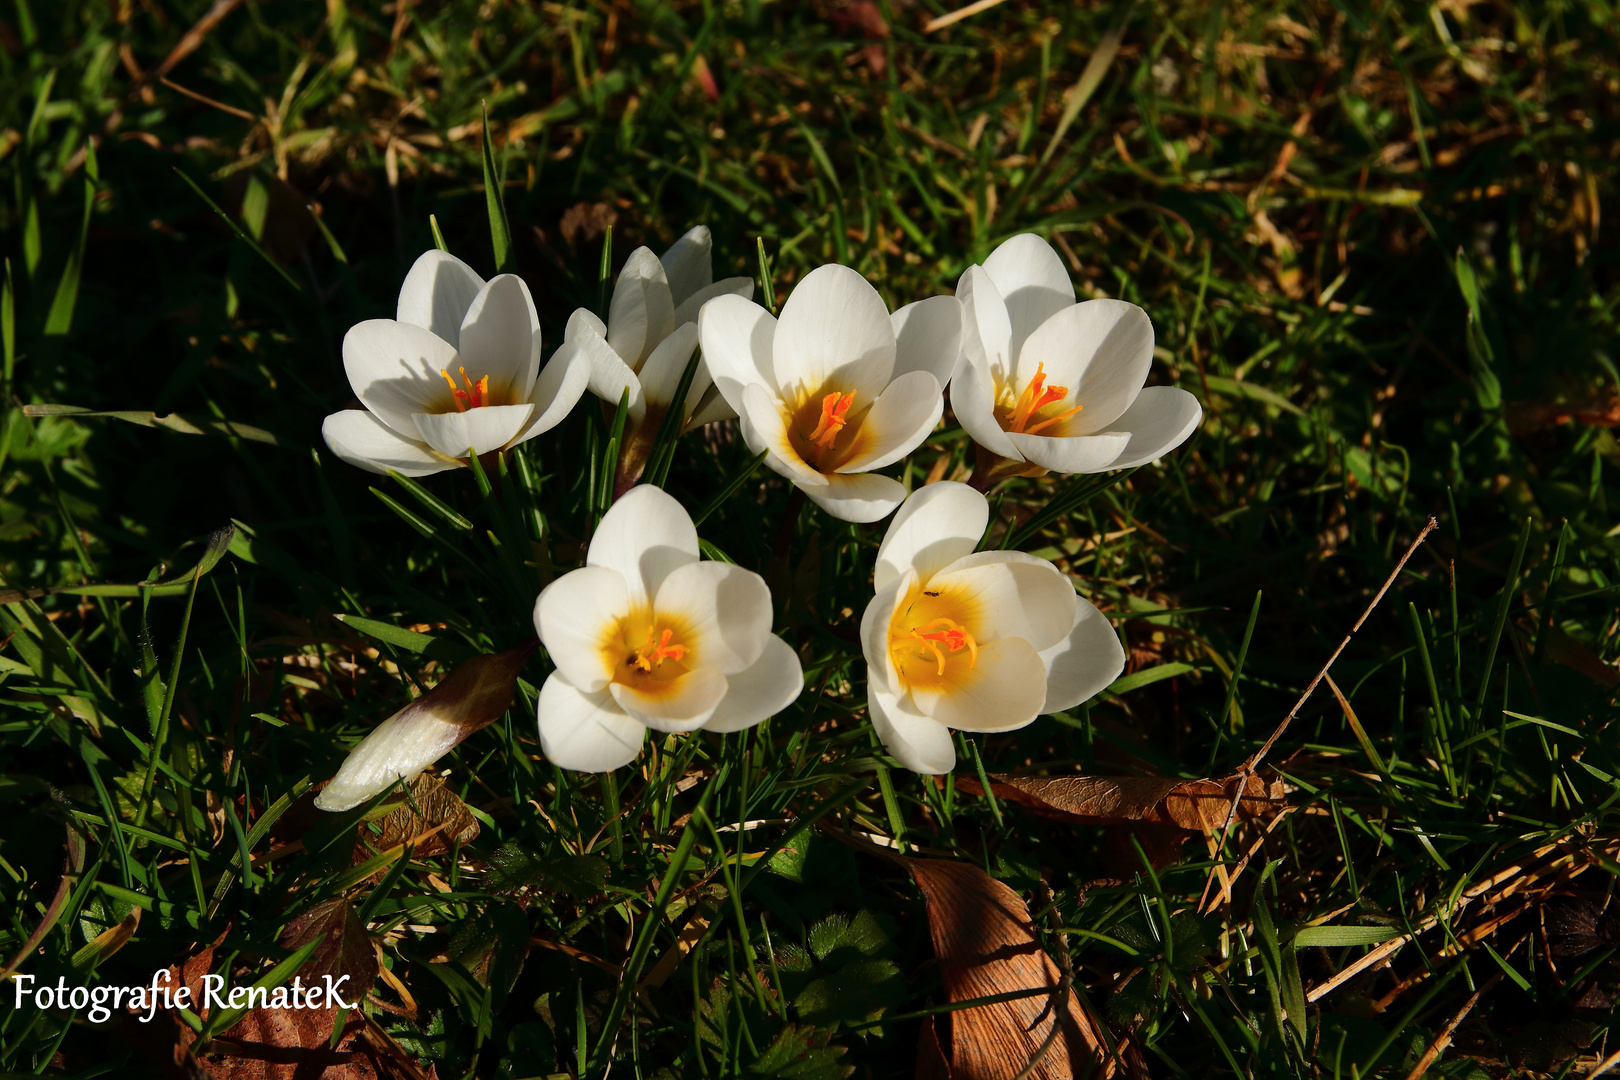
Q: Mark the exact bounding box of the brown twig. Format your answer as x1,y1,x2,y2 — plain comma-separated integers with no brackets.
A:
151,0,249,82
1013,879,1073,1080
1199,516,1438,910
1399,974,1501,1080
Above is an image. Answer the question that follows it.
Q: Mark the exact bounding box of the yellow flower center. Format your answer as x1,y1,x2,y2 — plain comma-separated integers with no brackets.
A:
785,385,870,471
440,366,492,411
999,362,1083,435
630,627,687,673
603,611,695,691
888,586,980,691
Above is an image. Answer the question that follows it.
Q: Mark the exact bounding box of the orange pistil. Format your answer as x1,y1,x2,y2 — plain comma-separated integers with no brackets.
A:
806,391,856,449
629,627,687,673
439,366,491,412
1006,362,1083,435
902,617,978,676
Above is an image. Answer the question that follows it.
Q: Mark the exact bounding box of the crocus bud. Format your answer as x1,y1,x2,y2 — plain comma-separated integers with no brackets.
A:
315,642,536,811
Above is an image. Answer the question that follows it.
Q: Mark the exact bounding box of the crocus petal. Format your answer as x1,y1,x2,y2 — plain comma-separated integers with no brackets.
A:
660,225,714,308
870,687,955,774
534,566,630,694
703,636,804,733
683,385,737,430
860,575,911,694
956,265,1013,389
982,233,1075,362
907,636,1049,732
1095,385,1203,469
322,410,455,477
802,471,907,523
925,550,1077,651
771,264,895,406
609,667,727,732
653,560,773,675
699,294,778,411
587,484,700,608
949,356,1021,461
1040,596,1125,714
739,383,828,489
637,322,701,411
508,334,592,445
890,296,963,389
834,370,943,474
874,481,986,593
396,250,485,349
574,316,648,426
672,276,754,329
1007,430,1129,475
538,675,646,772
412,403,535,459
458,274,541,405
607,247,676,369
343,319,460,436
316,645,533,811
1016,299,1153,434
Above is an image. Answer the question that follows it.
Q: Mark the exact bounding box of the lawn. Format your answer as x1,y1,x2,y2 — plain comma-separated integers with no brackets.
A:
1,0,1618,1076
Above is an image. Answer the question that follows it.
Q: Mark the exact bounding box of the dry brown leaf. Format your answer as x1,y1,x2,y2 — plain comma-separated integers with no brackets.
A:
1543,628,1620,689
353,774,479,864
907,859,1114,1080
957,771,1285,833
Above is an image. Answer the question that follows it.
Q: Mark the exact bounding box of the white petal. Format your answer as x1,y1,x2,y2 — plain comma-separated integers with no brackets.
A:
699,295,778,411
875,481,986,593
1041,596,1125,713
396,250,485,349
834,371,943,474
534,566,629,694
739,383,828,489
322,410,454,477
949,356,1021,460
870,687,955,774
412,403,535,459
982,233,1075,363
573,315,648,427
673,276,754,329
538,675,646,772
568,307,607,340
704,636,804,733
1096,385,1203,469
509,333,592,445
1007,431,1129,475
802,471,907,523
908,636,1049,732
458,274,541,405
1017,299,1153,434
587,484,699,608
771,264,895,405
609,667,727,732
607,247,676,369
860,575,910,695
653,560,773,674
925,550,1078,651
638,322,701,411
343,319,460,436
660,225,714,308
315,699,466,811
890,296,963,388
683,385,737,430
956,265,1013,389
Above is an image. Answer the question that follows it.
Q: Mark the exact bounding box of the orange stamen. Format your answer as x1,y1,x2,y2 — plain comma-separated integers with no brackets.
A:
630,627,687,672
439,367,491,412
807,391,855,449
902,617,979,676
1007,362,1079,434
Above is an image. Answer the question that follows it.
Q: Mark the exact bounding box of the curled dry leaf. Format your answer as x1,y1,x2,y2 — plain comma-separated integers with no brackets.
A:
906,859,1114,1080
353,773,480,864
956,771,1286,833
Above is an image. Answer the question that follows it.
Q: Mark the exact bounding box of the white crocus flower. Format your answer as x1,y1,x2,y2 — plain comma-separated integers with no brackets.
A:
953,233,1202,483
533,485,803,772
859,482,1124,774
563,227,754,487
323,249,590,476
699,263,962,523
316,643,536,812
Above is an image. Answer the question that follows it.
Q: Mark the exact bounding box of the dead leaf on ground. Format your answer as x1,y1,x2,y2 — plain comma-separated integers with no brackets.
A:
353,773,479,864
1543,627,1620,689
957,771,1286,833
1507,396,1620,436
906,859,1114,1080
